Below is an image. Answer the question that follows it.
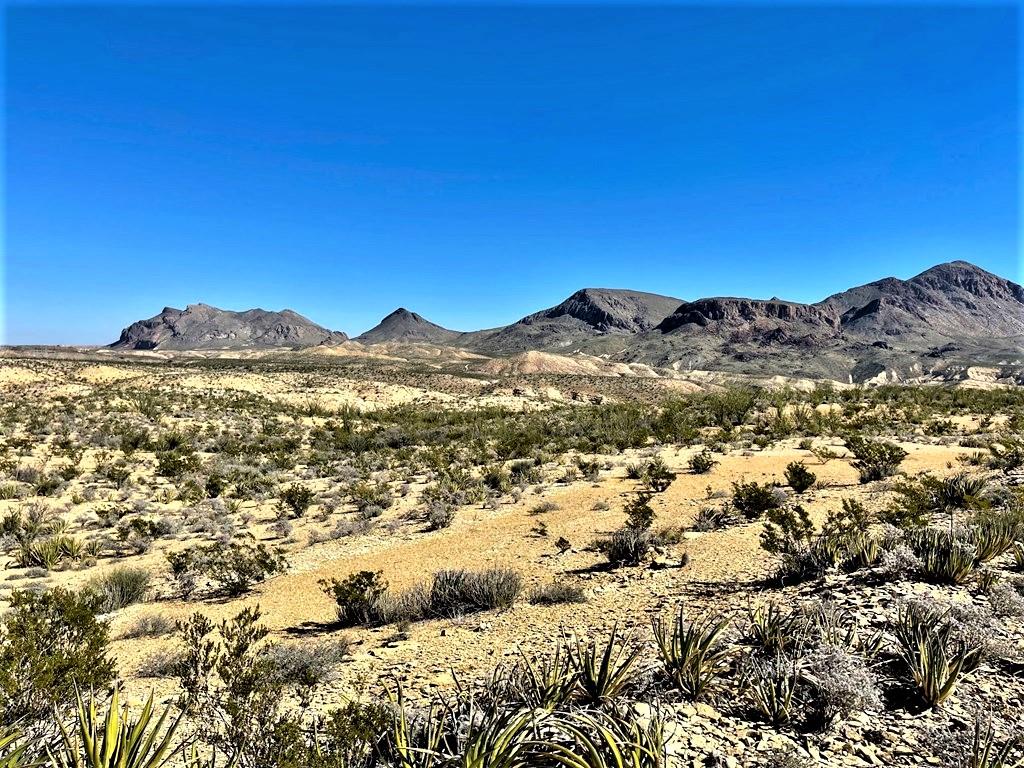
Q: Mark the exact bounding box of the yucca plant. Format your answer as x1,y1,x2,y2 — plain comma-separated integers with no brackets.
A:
906,528,977,585
568,626,642,708
51,688,184,768
543,710,666,768
1014,543,1024,570
652,608,732,701
893,604,979,708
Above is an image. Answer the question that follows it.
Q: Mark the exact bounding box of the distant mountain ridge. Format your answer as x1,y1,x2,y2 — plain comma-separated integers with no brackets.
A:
110,304,347,350
109,261,1023,379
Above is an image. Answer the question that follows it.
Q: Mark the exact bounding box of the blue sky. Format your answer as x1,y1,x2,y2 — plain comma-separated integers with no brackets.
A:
3,2,1019,344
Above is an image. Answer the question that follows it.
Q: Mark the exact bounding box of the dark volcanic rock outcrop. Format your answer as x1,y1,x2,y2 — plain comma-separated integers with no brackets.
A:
657,298,840,340
356,308,460,345
819,261,1024,340
526,288,684,334
110,304,347,350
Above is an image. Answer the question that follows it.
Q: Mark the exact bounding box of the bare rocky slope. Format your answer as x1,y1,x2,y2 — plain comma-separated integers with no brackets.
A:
110,304,348,350
356,308,461,345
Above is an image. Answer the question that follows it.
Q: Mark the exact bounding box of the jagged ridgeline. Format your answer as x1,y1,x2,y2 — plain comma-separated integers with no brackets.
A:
109,261,1024,380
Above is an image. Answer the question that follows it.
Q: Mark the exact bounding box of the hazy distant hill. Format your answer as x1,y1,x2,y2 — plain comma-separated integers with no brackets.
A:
110,304,347,350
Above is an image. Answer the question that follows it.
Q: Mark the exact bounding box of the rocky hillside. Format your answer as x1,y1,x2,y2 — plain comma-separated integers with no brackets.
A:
110,304,347,350
464,288,683,355
818,260,1024,341
356,308,460,345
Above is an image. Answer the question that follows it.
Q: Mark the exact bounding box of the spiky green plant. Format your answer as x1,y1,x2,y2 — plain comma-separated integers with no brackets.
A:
747,603,803,656
389,685,444,768
543,711,666,768
746,654,800,726
568,626,642,708
965,716,1020,768
0,729,37,768
508,644,578,711
457,707,535,768
893,604,978,708
652,608,732,700
51,688,183,768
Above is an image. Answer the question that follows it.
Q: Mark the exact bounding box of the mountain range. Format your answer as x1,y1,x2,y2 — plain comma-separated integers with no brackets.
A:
109,261,1024,381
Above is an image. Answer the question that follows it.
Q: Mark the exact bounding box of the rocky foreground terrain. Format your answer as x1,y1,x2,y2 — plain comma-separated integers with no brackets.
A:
0,353,1022,767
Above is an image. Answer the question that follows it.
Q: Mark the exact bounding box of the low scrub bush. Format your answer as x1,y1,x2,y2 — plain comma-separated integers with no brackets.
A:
88,566,151,612
167,542,288,598
846,436,907,483
732,481,783,519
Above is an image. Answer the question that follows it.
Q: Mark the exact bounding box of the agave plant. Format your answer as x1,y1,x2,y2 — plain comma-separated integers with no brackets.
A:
746,653,801,726
747,603,803,655
389,685,445,768
507,643,578,711
0,728,37,768
568,626,642,708
543,710,667,768
652,608,732,701
965,716,1021,768
457,707,536,768
893,604,979,708
51,688,184,768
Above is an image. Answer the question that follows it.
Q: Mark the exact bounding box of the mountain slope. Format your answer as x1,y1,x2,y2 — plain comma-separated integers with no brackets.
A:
819,261,1024,340
464,288,683,354
356,308,460,345
110,304,347,350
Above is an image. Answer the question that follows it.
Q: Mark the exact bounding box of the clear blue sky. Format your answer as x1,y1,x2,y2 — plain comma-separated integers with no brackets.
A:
4,2,1019,344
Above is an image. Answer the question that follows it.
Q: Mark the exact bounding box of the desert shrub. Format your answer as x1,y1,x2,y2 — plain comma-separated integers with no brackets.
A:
0,588,114,723
654,609,732,701
428,567,522,617
988,580,1024,617
425,502,456,530
784,462,816,494
623,493,655,531
322,566,522,628
278,483,315,518
845,436,907,483
482,465,512,493
320,570,391,627
732,481,783,519
266,639,350,692
167,542,288,598
596,526,652,567
176,606,292,768
691,505,737,531
806,645,882,721
121,614,175,639
528,580,587,606
155,448,200,479
639,457,676,492
688,449,718,475
88,566,151,612
508,459,543,486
